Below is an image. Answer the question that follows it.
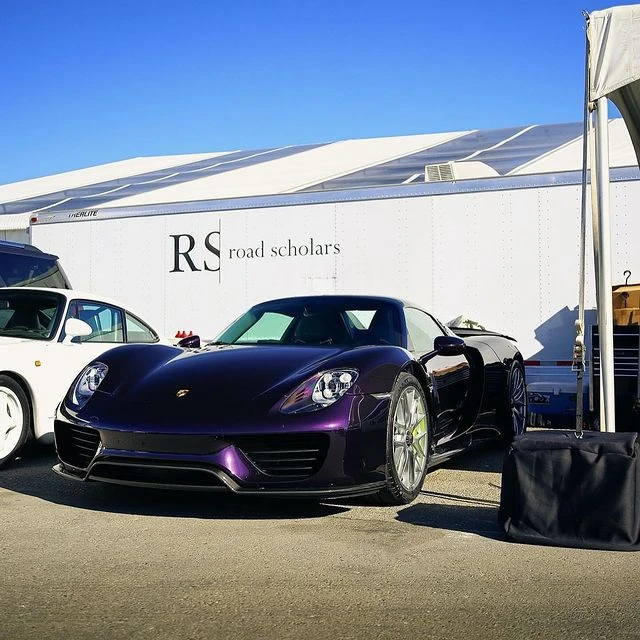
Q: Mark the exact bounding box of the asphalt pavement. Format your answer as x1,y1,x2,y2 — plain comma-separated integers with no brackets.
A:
2,443,640,640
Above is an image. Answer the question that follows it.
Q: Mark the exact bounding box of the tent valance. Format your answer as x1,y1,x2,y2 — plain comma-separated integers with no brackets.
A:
589,5,640,165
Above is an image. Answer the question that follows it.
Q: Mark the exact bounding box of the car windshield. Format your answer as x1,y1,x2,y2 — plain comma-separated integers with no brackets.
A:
215,299,402,347
0,290,65,340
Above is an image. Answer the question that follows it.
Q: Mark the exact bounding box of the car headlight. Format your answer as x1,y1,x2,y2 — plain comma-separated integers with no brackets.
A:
280,369,358,414
69,362,108,409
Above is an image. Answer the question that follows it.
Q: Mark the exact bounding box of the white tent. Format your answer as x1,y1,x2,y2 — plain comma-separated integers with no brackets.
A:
587,4,640,431
590,6,640,164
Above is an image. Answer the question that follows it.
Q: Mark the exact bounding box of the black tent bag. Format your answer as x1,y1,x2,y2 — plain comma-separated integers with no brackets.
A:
499,431,640,550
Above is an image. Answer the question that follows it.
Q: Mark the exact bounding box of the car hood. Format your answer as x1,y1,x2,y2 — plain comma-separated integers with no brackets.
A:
86,344,352,429
0,336,39,346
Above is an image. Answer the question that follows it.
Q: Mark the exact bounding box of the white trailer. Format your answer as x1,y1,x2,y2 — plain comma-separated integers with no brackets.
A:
26,166,640,424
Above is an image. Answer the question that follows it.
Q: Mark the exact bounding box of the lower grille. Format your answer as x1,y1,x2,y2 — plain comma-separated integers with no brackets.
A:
231,433,329,478
55,421,101,469
89,459,225,488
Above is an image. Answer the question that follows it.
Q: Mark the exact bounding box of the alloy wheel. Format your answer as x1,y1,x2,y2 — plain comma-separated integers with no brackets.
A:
509,365,527,436
392,385,429,492
0,385,24,460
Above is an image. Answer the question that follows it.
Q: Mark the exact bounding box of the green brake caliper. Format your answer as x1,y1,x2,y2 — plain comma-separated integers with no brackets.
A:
412,417,426,457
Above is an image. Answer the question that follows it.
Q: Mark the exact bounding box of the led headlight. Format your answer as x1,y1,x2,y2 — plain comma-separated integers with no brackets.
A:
69,362,108,409
281,369,358,414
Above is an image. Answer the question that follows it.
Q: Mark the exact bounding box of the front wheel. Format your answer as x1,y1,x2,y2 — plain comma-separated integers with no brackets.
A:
376,373,431,505
0,375,31,468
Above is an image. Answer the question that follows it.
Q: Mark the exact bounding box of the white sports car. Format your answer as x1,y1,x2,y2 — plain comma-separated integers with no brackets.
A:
0,287,169,467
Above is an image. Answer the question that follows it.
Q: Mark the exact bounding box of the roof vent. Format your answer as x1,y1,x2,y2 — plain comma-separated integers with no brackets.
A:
425,163,454,182
424,161,500,182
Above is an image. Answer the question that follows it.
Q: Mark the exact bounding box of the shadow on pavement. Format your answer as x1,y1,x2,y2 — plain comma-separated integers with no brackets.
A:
0,447,349,520
437,442,506,473
397,491,505,541
396,444,507,540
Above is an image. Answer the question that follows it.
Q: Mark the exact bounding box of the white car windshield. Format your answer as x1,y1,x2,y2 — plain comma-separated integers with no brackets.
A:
0,290,65,340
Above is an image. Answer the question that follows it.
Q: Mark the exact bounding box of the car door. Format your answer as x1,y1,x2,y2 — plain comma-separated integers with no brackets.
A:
404,307,471,449
60,299,126,354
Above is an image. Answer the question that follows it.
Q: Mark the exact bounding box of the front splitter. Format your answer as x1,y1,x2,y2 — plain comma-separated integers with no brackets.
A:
52,462,385,499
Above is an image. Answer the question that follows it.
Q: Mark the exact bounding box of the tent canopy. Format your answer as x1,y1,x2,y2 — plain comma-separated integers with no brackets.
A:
589,5,640,166
586,4,640,431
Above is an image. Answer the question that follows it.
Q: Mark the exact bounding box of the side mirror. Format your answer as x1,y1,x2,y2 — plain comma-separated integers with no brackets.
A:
177,334,201,349
434,335,465,356
63,318,93,344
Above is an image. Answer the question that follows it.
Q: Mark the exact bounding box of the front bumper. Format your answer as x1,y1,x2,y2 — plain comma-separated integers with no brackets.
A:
53,394,390,497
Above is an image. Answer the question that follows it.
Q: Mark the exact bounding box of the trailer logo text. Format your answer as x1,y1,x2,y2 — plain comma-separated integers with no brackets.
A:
170,232,221,273
69,209,98,218
170,229,340,283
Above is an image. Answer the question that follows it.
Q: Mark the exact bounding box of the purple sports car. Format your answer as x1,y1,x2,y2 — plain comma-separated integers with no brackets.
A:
53,295,526,504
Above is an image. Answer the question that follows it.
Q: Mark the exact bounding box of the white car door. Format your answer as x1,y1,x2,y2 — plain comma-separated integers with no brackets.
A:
32,298,157,437
0,289,163,466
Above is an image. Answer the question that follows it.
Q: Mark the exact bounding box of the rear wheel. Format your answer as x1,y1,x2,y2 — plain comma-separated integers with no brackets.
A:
376,373,430,505
0,375,31,468
500,361,527,441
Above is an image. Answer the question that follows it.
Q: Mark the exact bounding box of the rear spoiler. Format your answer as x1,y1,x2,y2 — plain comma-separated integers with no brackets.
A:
449,326,516,342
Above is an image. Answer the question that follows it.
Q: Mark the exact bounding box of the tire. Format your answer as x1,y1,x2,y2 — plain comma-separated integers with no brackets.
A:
375,372,431,505
0,375,31,468
499,361,528,442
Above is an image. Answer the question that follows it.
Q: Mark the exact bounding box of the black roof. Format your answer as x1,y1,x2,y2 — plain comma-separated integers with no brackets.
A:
252,294,406,309
0,240,59,261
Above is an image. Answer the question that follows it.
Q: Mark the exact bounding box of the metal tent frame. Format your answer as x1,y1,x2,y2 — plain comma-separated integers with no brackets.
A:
585,5,640,432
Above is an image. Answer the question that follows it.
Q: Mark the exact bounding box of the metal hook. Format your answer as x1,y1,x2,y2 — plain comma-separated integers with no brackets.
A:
624,270,632,285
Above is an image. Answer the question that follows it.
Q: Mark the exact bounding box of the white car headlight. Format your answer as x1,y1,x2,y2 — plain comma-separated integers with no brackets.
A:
281,369,358,414
70,362,108,409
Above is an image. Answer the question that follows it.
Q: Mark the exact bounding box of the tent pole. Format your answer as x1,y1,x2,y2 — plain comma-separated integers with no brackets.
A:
575,20,591,434
594,97,616,432
589,109,601,416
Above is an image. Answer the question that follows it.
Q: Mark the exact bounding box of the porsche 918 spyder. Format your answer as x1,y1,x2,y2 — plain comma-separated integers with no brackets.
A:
53,295,527,504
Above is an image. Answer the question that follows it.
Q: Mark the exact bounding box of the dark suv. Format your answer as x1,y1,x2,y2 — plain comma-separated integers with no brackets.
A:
0,240,71,288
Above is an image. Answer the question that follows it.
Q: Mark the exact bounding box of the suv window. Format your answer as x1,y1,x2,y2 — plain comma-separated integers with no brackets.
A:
0,242,71,289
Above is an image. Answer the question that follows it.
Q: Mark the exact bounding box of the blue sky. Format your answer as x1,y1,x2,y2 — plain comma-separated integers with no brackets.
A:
1,0,636,185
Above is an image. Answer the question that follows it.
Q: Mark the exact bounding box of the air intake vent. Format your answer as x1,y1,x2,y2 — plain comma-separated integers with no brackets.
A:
54,421,101,469
232,433,329,478
425,163,454,182
89,459,226,488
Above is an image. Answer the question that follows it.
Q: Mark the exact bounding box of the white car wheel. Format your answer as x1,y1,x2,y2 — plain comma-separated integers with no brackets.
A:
0,375,31,468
